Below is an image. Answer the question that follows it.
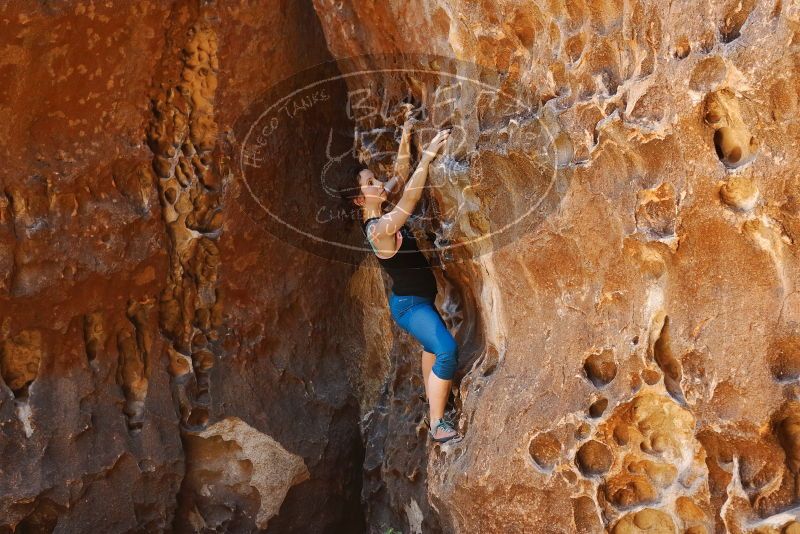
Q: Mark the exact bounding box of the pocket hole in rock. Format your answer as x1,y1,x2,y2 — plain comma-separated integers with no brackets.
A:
575,440,612,476
651,316,685,403
673,36,691,59
719,0,755,44
529,432,561,472
589,397,609,418
583,349,618,388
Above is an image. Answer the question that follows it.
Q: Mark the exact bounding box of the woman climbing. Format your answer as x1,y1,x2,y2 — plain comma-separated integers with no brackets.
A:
349,112,461,444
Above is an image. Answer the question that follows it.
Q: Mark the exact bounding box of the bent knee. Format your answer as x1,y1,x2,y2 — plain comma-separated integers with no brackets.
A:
432,341,458,379
436,339,458,362
437,334,457,355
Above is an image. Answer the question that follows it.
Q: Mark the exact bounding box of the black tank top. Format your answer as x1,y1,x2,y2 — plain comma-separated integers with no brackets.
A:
361,216,438,298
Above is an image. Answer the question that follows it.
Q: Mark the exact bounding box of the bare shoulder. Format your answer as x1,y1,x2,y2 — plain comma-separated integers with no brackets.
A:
368,209,410,239
365,218,400,256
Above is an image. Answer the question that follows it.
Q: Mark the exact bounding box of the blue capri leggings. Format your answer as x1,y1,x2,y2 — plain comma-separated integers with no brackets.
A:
388,292,459,380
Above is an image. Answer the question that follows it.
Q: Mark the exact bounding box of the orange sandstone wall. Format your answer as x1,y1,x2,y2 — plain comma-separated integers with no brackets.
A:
0,1,364,532
312,1,800,533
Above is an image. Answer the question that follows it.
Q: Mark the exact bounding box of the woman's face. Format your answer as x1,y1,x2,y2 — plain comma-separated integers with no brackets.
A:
357,169,387,206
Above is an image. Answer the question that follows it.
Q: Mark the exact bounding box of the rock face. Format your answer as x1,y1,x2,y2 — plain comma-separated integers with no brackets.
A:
1,0,799,533
0,1,363,532
310,1,800,533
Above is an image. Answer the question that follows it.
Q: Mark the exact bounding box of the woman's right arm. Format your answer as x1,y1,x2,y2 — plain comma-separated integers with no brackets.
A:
384,110,414,198
367,129,450,238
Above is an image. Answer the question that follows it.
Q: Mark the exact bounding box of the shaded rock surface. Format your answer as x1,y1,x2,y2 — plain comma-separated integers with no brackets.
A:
1,1,363,532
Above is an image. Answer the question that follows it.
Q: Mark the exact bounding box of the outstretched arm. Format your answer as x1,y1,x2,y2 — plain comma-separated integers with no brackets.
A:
367,129,450,240
384,120,412,196
383,107,414,198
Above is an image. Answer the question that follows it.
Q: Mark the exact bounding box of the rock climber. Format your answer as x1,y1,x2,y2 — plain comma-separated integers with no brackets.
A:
347,111,461,444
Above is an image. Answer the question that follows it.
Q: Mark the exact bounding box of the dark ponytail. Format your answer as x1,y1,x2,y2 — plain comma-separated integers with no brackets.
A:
333,161,366,230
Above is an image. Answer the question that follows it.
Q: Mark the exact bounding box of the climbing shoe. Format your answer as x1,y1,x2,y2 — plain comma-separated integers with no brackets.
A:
429,418,461,443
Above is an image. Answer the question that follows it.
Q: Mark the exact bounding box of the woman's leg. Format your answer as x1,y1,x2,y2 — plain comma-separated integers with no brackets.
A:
427,373,452,429
392,300,459,439
422,350,435,401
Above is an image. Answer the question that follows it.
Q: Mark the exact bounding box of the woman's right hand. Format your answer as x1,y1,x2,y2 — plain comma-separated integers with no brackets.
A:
401,104,416,132
421,129,451,163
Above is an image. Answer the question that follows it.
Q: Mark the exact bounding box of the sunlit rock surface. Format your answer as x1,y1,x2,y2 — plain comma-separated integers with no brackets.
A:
312,1,800,533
